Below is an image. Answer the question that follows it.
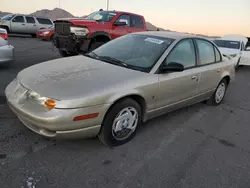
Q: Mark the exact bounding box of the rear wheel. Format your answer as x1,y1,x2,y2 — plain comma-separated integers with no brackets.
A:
98,98,142,147
206,78,228,106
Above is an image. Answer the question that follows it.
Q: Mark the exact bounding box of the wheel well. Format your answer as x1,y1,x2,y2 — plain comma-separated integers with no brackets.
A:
91,35,110,43
102,95,147,125
0,26,9,33
222,76,230,84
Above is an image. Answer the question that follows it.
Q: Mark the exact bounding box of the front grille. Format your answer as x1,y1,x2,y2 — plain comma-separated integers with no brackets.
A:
55,21,71,35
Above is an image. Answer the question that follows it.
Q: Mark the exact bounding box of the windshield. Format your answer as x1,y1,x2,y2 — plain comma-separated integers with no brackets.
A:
1,14,15,21
213,40,240,49
85,11,117,22
91,34,175,72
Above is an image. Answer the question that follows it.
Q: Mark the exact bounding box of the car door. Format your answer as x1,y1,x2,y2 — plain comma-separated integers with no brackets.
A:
111,14,132,39
194,38,223,97
129,15,146,33
240,41,250,66
10,15,26,33
157,39,201,110
25,16,37,34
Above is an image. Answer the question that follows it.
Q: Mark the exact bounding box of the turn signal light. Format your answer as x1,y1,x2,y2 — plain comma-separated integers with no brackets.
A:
44,99,56,109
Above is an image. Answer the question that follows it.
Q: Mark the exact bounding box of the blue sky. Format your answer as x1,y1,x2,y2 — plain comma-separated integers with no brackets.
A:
1,0,250,36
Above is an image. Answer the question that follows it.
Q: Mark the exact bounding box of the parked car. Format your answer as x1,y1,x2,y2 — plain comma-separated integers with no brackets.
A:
5,32,235,146
53,10,147,57
36,25,55,41
0,14,53,37
213,35,250,68
0,28,14,67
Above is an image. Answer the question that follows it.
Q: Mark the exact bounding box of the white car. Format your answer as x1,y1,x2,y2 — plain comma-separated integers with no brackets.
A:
0,28,14,67
213,35,250,68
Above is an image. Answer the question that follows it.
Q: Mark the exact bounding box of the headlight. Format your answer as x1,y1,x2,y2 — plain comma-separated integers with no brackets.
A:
230,54,237,58
70,26,89,36
27,90,56,110
42,31,50,35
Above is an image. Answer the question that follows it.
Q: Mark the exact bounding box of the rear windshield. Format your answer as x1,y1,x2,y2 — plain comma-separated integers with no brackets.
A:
1,14,15,21
213,40,240,49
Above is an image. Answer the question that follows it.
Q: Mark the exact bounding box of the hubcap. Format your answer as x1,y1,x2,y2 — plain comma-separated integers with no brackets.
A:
112,107,138,141
215,83,226,103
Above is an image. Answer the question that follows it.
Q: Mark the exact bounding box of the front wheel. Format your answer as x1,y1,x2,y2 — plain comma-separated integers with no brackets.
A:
58,49,78,57
98,98,142,147
206,79,228,106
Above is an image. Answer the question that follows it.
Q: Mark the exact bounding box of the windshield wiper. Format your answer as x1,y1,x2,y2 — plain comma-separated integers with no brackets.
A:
84,52,99,59
98,56,128,68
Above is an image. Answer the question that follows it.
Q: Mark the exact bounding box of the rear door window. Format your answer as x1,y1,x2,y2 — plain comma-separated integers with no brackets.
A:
25,16,35,24
130,15,144,29
36,18,53,25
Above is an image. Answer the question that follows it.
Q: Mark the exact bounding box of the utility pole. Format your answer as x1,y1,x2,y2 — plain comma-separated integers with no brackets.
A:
106,0,109,10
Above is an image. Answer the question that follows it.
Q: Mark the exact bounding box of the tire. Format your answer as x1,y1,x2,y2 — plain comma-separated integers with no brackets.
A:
58,49,77,57
50,34,54,41
235,57,241,69
89,41,106,52
206,78,228,106
98,98,142,147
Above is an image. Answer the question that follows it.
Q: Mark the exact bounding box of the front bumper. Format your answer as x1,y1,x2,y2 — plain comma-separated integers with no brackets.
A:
5,79,110,139
0,45,14,65
54,34,91,53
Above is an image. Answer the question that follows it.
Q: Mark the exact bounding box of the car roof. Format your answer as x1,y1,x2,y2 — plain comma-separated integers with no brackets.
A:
97,10,144,17
12,14,51,20
133,31,207,40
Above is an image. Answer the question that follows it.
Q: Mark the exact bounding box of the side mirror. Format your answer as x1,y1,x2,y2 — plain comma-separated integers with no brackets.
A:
160,62,184,73
12,18,17,22
113,19,128,26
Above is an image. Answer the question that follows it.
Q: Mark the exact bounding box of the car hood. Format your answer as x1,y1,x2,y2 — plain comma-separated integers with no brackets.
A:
56,18,105,26
218,47,240,56
17,56,149,101
38,28,54,32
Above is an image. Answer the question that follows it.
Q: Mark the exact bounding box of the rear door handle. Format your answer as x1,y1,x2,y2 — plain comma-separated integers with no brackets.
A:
33,24,36,26
21,23,25,25
191,75,198,80
217,69,221,73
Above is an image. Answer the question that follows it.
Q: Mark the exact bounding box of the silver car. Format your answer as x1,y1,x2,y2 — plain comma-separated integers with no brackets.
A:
0,28,14,66
0,14,53,37
5,31,235,146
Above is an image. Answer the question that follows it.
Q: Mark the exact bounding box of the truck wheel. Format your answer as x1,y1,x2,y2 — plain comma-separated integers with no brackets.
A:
58,50,78,57
89,41,106,51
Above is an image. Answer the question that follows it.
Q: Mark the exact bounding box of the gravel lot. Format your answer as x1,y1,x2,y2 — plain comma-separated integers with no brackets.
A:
1,36,250,188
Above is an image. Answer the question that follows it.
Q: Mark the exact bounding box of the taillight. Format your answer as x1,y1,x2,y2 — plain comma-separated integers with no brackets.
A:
0,29,8,40
0,33,8,40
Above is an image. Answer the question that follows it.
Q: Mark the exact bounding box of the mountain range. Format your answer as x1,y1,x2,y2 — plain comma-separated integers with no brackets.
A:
0,8,219,37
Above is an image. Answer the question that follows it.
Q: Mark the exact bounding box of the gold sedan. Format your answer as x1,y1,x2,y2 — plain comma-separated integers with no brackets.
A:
5,31,235,147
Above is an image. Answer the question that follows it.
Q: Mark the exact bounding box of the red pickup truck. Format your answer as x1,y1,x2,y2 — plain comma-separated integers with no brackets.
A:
53,10,147,57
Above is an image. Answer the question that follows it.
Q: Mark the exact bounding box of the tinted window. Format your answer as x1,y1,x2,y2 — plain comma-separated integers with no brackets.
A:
214,47,221,62
165,39,196,68
12,16,24,23
130,15,144,28
36,18,52,25
92,34,175,72
116,14,130,26
26,16,35,23
85,11,117,22
196,39,215,65
213,40,240,49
